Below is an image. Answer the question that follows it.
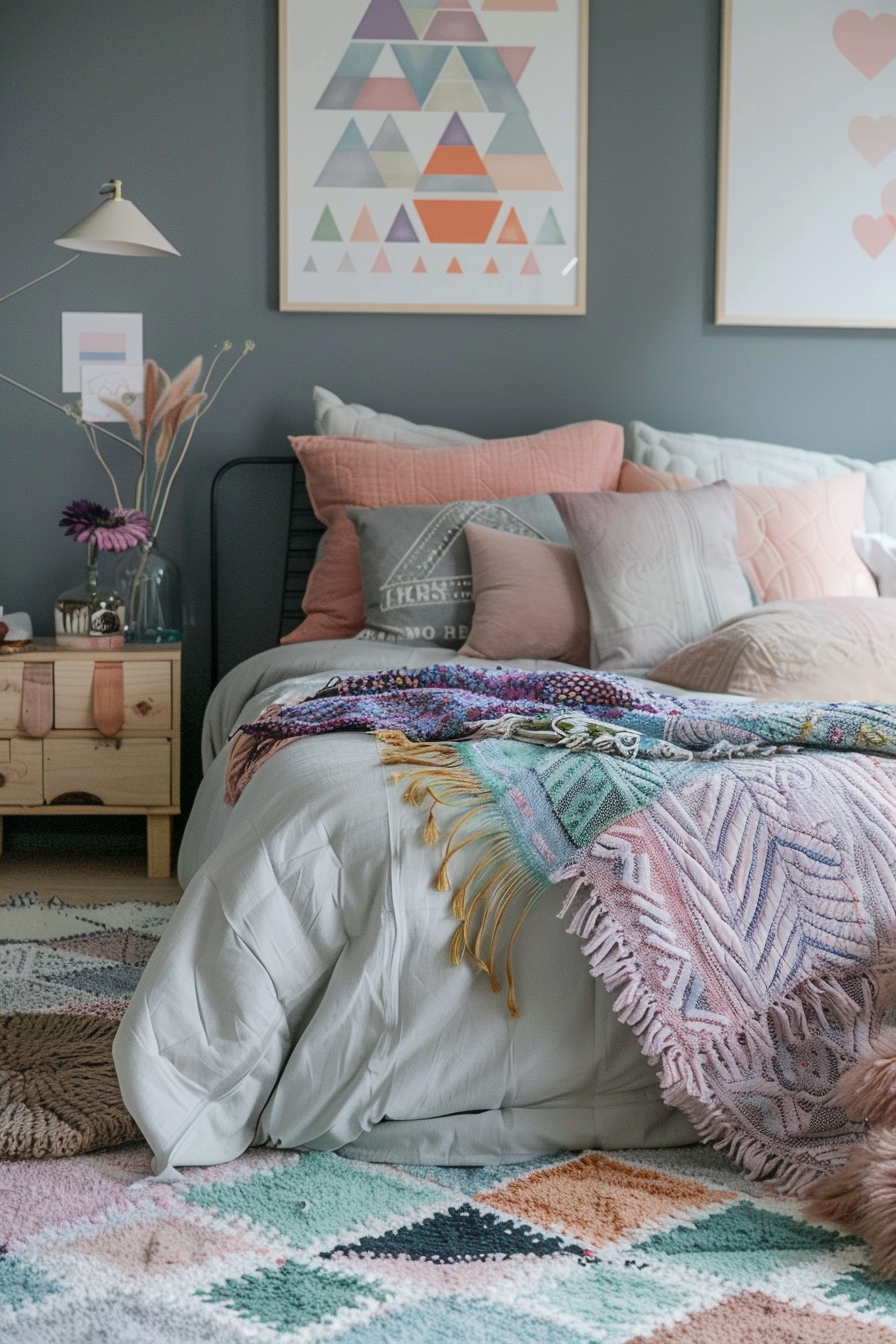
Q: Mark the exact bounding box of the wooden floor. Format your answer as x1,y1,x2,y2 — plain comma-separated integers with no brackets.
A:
0,851,181,905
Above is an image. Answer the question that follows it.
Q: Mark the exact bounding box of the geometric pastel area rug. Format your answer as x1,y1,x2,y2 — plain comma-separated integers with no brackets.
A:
0,894,173,1159
1,1141,893,1343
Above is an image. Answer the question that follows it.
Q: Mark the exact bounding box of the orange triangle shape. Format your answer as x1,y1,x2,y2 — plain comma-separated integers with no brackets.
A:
485,257,499,273
413,256,427,272
521,250,540,275
422,144,490,179
497,207,527,244
447,256,463,273
351,206,379,242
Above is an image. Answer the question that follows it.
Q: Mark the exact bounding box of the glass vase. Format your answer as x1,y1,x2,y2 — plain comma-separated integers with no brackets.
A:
115,539,182,643
54,539,125,649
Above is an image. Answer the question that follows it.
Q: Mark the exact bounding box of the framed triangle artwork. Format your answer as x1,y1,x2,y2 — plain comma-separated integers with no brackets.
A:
279,0,587,313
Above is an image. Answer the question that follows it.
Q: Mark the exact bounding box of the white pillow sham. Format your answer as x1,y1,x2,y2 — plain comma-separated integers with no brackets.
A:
626,420,896,536
853,531,896,598
312,387,482,446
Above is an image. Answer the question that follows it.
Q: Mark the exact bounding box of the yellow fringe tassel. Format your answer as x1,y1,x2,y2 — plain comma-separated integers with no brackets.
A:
375,731,544,1017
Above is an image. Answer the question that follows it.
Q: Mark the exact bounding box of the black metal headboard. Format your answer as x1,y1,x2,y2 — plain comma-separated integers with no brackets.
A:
210,456,325,684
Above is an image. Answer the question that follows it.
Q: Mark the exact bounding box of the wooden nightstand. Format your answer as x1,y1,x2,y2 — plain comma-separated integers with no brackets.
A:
0,640,180,878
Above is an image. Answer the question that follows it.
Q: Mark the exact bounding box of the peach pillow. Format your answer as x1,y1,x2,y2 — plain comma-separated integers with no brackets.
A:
617,461,877,602
459,522,590,666
285,422,624,642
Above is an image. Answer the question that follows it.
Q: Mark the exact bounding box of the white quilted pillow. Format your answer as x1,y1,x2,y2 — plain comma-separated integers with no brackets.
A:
313,387,482,446
626,421,896,536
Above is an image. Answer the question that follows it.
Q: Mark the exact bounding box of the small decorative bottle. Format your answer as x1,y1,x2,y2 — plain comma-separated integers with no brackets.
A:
54,539,125,649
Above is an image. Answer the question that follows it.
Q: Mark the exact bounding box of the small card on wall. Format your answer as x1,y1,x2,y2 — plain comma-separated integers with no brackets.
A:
61,312,143,394
80,363,145,423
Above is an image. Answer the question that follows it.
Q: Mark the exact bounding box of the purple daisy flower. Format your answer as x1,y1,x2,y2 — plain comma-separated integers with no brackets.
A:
59,500,153,551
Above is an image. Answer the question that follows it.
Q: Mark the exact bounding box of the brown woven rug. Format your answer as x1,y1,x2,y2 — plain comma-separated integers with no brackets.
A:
0,894,174,1157
0,1013,139,1157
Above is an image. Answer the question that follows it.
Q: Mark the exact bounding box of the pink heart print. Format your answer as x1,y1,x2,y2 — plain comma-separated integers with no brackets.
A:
849,115,896,165
834,10,896,79
853,213,896,257
881,178,896,216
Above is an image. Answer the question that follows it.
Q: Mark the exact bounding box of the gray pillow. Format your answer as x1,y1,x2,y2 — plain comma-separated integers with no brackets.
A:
347,496,569,649
552,482,753,672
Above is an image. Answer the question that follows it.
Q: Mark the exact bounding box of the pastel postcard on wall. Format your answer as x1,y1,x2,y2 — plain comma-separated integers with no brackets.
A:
717,0,896,327
61,312,143,393
279,0,588,314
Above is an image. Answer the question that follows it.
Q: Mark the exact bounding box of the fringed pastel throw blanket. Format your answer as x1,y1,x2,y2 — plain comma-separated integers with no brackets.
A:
227,665,896,1194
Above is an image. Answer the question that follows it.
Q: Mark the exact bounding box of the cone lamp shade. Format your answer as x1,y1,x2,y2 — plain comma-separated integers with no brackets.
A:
54,179,179,258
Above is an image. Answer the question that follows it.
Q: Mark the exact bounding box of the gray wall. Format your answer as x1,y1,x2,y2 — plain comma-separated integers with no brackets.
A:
2,0,894,808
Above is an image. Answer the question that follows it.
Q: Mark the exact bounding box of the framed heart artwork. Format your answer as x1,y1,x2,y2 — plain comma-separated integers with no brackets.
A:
716,0,896,327
278,0,588,314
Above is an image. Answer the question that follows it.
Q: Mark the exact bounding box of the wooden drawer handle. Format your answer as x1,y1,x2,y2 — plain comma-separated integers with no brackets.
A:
21,664,53,738
49,790,104,805
93,661,124,738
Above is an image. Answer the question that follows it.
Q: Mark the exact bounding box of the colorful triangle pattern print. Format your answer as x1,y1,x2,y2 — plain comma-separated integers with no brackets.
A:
298,0,576,299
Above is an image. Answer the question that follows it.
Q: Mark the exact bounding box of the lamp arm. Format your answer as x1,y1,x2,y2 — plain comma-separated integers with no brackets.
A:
0,253,81,306
0,369,142,456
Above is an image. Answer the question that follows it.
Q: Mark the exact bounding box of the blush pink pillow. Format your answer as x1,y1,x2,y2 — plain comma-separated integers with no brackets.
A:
459,522,590,666
617,461,877,602
285,422,624,642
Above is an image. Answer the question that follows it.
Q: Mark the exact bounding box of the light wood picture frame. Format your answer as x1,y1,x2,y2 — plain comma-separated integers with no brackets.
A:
716,0,896,328
279,0,588,314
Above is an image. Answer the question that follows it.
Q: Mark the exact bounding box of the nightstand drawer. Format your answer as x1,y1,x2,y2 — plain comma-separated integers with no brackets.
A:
43,739,171,806
0,737,43,804
54,660,172,730
0,665,25,731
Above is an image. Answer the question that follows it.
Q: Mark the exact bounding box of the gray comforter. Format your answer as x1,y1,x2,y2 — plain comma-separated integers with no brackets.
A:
115,642,729,1175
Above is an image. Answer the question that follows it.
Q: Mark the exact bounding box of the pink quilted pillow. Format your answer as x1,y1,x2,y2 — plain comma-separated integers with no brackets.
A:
618,461,877,602
285,422,624,642
459,522,590,666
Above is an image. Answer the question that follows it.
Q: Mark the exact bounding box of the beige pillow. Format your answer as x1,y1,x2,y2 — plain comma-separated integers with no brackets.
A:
649,597,896,701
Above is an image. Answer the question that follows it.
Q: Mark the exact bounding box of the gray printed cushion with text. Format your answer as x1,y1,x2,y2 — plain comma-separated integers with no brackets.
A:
347,496,569,649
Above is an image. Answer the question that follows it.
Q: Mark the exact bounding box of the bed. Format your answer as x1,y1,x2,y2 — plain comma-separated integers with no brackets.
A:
115,640,719,1175
113,402,896,1269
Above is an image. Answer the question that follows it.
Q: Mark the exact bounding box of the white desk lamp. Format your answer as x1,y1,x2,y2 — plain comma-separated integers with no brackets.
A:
1,178,178,311
0,178,178,431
